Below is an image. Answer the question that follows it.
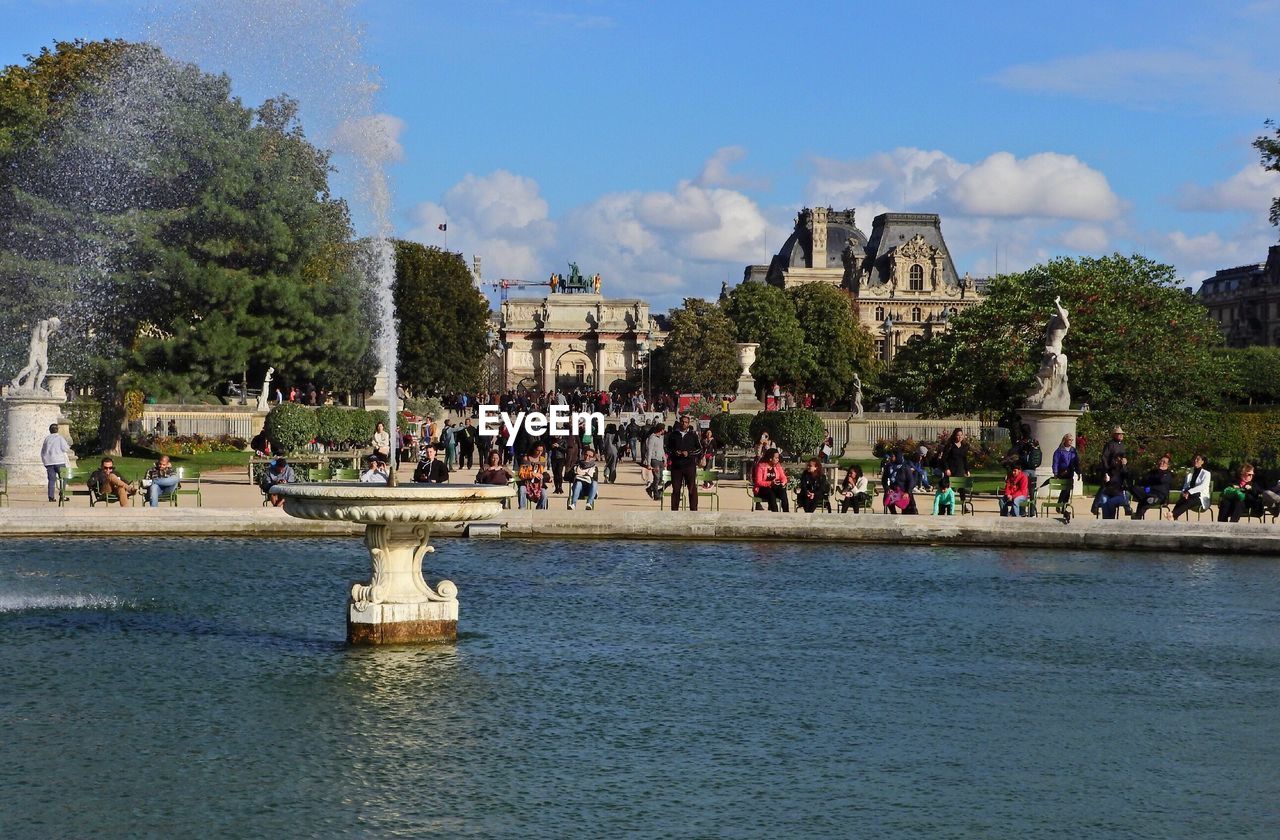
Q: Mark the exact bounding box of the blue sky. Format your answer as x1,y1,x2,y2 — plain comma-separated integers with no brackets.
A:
4,0,1279,310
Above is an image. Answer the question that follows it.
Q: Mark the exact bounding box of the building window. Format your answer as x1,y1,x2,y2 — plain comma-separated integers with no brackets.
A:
574,363,585,384
875,339,885,358
911,306,922,322
875,306,885,321
909,264,924,291
949,307,958,317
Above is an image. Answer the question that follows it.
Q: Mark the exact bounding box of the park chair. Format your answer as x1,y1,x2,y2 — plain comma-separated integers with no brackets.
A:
959,476,976,515
0,466,8,507
61,465,134,507
695,469,720,511
748,483,765,511
658,469,681,510
172,468,202,507
1040,478,1075,520
333,468,361,481
305,466,332,482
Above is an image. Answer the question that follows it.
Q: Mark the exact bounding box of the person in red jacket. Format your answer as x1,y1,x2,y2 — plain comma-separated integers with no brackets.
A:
999,465,1030,517
753,448,789,512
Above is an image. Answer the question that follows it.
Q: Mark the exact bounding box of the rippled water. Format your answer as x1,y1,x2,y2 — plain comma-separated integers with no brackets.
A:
1,538,1277,837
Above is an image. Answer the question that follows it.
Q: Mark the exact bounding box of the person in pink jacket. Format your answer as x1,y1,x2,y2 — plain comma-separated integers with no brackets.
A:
754,448,789,512
999,465,1030,517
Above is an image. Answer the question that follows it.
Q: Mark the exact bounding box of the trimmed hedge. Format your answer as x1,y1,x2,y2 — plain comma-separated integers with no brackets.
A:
314,406,354,449
749,409,826,459
710,412,754,449
265,402,318,454
347,410,375,448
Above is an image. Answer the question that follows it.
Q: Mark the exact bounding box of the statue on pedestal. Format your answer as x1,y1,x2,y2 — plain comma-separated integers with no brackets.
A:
10,317,61,393
851,372,864,417
1023,296,1071,410
256,367,275,412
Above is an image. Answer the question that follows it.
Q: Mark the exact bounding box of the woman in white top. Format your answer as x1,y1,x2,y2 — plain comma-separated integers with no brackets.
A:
1170,454,1212,520
372,422,391,459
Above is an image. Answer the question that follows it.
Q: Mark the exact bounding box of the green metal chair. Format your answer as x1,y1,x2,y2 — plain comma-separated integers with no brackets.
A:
172,468,202,507
333,468,361,481
695,469,720,511
1040,478,1074,520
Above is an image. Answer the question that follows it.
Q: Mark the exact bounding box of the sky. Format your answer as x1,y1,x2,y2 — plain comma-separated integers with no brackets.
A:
3,0,1279,311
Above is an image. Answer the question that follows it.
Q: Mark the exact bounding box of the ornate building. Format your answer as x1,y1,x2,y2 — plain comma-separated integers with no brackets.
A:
743,207,984,360
497,285,662,393
1199,246,1280,347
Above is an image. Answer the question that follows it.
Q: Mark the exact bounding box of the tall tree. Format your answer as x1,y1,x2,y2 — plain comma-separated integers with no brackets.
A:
723,282,810,392
1256,119,1280,232
393,240,490,393
883,254,1229,433
0,41,372,452
659,298,740,394
788,283,877,404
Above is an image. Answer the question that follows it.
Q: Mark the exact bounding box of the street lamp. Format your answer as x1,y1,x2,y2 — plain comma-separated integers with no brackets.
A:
881,316,894,363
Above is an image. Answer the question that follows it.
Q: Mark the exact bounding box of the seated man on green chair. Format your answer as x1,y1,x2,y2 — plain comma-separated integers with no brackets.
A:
89,458,137,507
144,454,181,507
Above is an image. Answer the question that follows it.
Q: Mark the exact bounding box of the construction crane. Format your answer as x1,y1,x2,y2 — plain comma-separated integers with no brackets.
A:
485,278,544,301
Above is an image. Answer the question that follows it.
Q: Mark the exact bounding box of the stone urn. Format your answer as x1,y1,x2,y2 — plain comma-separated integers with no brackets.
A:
275,482,514,644
733,342,763,409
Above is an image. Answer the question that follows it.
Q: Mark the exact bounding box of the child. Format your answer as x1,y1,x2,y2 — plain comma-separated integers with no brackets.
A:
932,475,955,515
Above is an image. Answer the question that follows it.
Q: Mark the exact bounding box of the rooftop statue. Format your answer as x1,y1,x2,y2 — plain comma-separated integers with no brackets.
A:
10,316,61,393
1023,296,1071,410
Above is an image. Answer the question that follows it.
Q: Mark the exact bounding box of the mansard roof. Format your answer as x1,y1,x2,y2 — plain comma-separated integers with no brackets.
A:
861,213,960,288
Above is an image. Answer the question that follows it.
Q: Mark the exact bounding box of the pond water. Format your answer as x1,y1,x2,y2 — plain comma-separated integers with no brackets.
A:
1,538,1277,837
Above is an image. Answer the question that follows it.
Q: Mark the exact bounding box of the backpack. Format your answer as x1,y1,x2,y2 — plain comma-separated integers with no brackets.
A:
1020,444,1042,470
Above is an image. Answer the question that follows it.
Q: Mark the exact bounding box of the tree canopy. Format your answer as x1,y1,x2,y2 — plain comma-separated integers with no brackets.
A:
723,282,810,391
658,297,740,394
883,254,1229,434
788,283,877,404
393,240,490,394
0,40,374,451
1256,118,1280,232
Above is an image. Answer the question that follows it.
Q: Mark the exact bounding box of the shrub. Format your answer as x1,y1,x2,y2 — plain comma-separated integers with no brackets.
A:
65,398,101,451
684,396,720,419
750,409,826,459
710,412,754,449
403,396,444,421
265,403,318,454
315,406,354,449
347,409,375,447
145,434,248,455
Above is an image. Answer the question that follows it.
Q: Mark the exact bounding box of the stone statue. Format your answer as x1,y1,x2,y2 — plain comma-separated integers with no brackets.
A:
593,273,601,294
10,317,61,392
851,372,864,417
1023,296,1071,410
256,367,275,412
841,238,859,275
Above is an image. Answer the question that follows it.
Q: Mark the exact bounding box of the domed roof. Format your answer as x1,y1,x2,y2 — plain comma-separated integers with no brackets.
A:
776,208,867,270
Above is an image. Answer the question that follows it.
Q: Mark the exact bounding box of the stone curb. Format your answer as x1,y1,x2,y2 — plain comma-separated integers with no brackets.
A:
4,508,1277,556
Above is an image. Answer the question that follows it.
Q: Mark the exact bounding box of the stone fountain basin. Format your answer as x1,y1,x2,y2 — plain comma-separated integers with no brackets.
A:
274,482,513,525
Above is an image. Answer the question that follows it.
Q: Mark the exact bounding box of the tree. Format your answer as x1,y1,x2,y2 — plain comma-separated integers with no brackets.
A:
1223,346,1280,405
884,254,1230,435
723,283,810,392
0,41,373,452
749,409,827,459
659,298,740,394
1256,119,1280,231
393,240,490,394
788,283,877,405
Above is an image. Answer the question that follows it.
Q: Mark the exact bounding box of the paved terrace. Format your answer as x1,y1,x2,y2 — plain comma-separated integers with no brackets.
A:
1,462,1277,555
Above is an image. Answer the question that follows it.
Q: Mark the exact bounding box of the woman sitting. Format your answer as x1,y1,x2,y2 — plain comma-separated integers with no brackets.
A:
796,458,828,513
475,451,512,486
567,448,600,511
1132,455,1174,520
884,455,920,515
753,448,789,512
999,465,1030,517
932,476,956,515
1218,463,1260,522
1095,456,1133,519
518,444,551,510
1170,454,1211,520
839,465,869,513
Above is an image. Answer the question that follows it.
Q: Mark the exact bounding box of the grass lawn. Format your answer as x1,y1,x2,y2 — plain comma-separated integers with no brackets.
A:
77,450,251,480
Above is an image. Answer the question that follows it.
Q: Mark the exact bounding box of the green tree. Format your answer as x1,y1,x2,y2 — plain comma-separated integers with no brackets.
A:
659,298,740,394
393,240,490,393
749,409,827,459
788,283,877,405
885,254,1229,434
1223,346,1280,405
1256,119,1280,231
0,41,373,452
723,283,810,392
265,402,317,455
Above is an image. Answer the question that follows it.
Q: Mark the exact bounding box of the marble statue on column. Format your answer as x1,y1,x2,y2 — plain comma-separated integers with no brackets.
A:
1023,296,1071,410
10,317,61,393
851,372,864,417
256,367,275,412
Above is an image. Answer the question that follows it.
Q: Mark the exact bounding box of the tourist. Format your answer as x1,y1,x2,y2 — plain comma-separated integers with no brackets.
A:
549,436,568,494
1051,434,1082,517
999,465,1030,517
665,414,701,511
600,424,620,484
372,421,391,460
441,421,458,470
625,419,641,462
1217,463,1260,523
756,431,772,460
796,458,828,513
39,422,71,503
885,452,921,514
413,444,450,483
1095,456,1133,519
838,465,869,513
1170,454,1212,520
1092,426,1127,514
645,422,666,500
1132,455,1174,519
820,434,834,463
1260,474,1280,518
518,444,550,509
167,418,178,437
475,451,512,486
88,457,136,508
567,448,600,511
699,428,717,470
932,475,956,516
939,428,970,480
455,419,476,469
143,454,181,507
754,448,789,512
360,455,390,484
260,457,295,507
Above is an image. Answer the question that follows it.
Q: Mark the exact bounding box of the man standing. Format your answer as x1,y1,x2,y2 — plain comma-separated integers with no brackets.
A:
665,414,701,511
40,423,71,503
645,422,666,500
456,418,476,470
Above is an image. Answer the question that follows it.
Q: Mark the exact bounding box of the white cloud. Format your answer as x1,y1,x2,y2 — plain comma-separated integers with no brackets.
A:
330,113,406,164
695,146,768,190
1059,224,1110,253
1175,163,1280,214
950,152,1121,220
990,48,1277,113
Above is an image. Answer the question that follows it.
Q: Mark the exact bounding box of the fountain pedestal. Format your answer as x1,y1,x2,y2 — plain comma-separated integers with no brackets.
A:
274,482,513,644
1,373,76,485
